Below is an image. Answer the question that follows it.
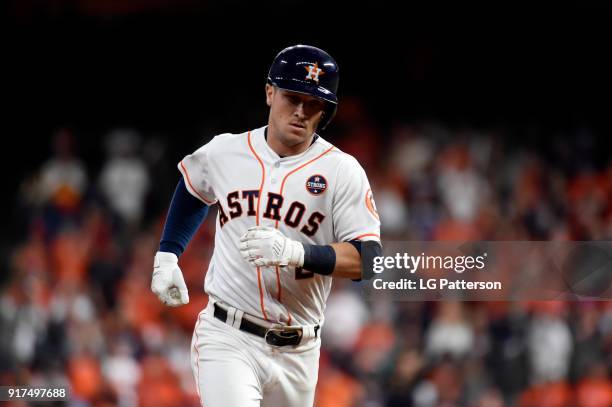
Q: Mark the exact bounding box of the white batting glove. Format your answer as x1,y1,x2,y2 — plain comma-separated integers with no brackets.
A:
239,226,304,268
151,251,190,307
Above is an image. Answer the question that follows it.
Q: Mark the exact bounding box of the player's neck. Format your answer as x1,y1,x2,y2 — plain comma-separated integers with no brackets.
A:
265,127,315,157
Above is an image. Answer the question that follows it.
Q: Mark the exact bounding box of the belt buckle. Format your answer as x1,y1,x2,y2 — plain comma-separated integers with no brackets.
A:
264,327,302,347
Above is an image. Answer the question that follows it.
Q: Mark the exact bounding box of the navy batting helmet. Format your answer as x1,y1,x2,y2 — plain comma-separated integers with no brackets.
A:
267,44,339,130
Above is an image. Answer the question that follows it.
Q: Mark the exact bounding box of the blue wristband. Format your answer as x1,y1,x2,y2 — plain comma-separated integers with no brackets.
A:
302,244,336,275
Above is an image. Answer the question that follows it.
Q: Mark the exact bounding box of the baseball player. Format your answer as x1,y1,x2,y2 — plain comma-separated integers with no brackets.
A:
151,45,381,407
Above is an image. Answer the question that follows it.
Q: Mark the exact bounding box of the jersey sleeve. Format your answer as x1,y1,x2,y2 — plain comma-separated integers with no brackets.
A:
332,156,381,242
177,138,218,205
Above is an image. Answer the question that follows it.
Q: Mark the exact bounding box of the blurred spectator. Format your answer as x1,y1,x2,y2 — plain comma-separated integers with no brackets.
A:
39,128,88,210
0,280,48,365
373,166,410,237
425,302,475,360
99,128,151,228
102,338,141,407
36,127,89,237
386,348,425,406
526,302,573,384
322,281,370,352
437,141,489,223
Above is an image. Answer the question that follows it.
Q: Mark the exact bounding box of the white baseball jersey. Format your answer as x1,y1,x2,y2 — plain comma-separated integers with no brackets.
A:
179,125,380,326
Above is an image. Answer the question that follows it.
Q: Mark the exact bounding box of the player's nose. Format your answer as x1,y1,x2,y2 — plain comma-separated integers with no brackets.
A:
293,102,306,118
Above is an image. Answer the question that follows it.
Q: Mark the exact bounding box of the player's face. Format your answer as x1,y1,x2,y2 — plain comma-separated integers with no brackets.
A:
266,85,326,152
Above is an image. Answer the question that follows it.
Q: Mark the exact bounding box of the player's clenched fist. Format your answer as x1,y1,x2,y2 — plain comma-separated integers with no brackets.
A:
151,251,190,306
239,226,305,267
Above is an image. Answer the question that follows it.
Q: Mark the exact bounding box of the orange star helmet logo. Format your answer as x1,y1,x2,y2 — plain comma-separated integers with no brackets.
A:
304,62,325,83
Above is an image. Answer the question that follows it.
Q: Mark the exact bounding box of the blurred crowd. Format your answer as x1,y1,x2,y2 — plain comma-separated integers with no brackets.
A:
1,99,611,407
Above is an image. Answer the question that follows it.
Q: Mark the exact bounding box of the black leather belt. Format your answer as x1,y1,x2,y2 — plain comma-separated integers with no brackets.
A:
213,302,319,347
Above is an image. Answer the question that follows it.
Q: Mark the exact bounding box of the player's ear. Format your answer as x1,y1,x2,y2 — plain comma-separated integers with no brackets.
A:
265,84,274,107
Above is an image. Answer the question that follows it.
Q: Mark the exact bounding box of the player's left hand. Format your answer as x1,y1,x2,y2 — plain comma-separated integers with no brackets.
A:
239,226,304,268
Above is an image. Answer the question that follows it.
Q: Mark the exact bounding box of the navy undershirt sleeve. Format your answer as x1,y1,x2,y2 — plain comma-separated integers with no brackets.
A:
159,178,210,257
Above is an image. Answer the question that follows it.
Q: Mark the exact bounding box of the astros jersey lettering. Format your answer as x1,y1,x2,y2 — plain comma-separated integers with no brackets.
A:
179,126,380,326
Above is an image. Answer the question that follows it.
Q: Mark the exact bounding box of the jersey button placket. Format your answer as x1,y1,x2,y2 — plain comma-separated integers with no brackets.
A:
270,161,280,185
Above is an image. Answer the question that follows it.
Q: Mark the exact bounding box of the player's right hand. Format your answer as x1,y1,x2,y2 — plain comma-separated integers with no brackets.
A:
239,226,304,268
151,251,190,307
